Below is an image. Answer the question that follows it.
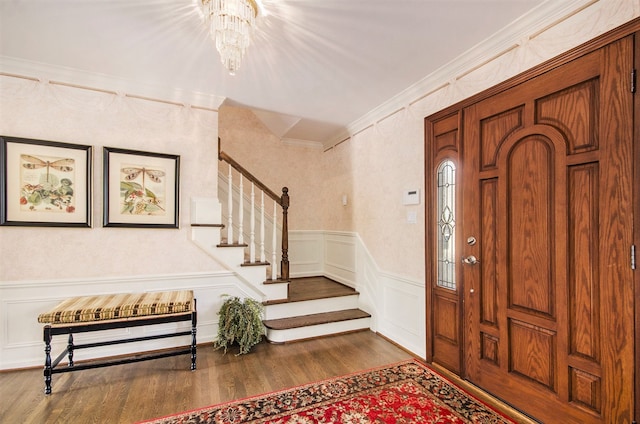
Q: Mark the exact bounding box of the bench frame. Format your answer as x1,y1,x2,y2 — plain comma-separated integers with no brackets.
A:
43,300,197,395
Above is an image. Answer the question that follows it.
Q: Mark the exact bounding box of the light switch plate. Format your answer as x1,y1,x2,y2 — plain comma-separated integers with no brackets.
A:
407,211,417,224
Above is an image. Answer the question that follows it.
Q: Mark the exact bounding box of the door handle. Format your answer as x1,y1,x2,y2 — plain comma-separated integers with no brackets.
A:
462,255,479,265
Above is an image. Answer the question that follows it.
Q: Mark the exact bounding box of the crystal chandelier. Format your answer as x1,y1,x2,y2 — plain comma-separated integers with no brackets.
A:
201,0,258,75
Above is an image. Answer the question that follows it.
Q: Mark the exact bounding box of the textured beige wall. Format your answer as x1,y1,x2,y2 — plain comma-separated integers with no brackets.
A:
333,110,426,279
317,110,425,279
0,77,222,282
218,105,325,230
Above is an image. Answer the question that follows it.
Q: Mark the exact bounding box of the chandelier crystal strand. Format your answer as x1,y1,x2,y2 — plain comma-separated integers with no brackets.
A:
202,0,258,75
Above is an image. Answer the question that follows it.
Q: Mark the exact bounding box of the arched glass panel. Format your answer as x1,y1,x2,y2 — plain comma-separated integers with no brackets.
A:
436,160,456,290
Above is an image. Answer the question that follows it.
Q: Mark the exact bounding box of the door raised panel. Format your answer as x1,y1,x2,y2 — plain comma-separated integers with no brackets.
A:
570,367,602,414
509,319,556,391
434,294,458,343
480,332,499,366
480,179,498,327
480,107,524,170
433,293,460,373
506,136,555,318
433,113,460,155
568,163,600,363
536,78,600,154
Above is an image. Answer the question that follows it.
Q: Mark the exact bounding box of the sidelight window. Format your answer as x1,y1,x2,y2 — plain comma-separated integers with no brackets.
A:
436,160,456,290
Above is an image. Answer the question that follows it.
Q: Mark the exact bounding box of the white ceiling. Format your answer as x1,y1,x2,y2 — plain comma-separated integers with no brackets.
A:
0,0,551,145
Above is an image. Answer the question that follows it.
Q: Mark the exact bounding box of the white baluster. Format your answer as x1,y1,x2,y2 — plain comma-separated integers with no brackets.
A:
250,183,256,263
227,164,233,244
272,199,277,280
260,191,265,262
238,175,244,244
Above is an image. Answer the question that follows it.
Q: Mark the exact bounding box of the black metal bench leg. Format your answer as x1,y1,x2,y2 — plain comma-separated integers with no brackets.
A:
190,309,197,371
67,333,74,367
44,326,52,395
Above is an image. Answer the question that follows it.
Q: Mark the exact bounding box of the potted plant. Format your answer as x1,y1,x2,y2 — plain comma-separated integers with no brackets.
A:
214,295,265,355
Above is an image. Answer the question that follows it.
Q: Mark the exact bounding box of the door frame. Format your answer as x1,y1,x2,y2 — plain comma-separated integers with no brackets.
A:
634,29,640,424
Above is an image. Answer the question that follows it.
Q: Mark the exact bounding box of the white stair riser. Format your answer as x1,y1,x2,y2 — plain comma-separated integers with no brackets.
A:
260,283,289,300
191,227,222,247
265,318,371,343
214,247,248,267
264,295,360,320
237,265,271,282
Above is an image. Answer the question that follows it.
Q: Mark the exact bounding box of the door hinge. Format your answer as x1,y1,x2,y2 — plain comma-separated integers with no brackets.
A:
632,245,637,270
632,69,637,93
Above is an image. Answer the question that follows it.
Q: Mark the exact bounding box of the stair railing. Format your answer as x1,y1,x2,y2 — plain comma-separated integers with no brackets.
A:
218,140,290,281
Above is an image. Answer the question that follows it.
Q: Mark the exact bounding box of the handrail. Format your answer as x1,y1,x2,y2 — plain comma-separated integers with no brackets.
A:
218,139,290,281
218,150,281,204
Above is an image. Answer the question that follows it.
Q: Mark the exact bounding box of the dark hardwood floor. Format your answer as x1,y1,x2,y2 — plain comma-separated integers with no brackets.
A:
0,331,413,423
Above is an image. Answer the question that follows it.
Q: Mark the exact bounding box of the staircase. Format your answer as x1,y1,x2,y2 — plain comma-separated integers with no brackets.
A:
191,197,371,343
190,144,372,342
263,276,371,343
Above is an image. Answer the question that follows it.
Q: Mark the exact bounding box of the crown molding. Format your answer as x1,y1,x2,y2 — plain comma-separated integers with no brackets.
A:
0,56,226,110
322,0,600,149
282,137,323,149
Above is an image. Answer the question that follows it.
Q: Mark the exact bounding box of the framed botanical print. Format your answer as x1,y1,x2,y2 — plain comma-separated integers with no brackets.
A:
0,136,92,227
103,147,180,228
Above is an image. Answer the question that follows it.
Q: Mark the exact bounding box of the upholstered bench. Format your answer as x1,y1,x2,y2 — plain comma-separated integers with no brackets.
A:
37,290,197,395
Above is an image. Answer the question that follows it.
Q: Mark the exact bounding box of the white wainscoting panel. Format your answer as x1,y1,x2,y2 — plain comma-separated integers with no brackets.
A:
324,232,356,286
289,231,324,277
354,236,381,332
378,273,425,357
0,271,254,370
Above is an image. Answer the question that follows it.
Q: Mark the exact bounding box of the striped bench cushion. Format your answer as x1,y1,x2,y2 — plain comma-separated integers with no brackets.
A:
38,290,193,325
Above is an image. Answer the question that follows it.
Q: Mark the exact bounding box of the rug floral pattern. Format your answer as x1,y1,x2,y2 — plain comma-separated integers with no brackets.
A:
142,360,515,424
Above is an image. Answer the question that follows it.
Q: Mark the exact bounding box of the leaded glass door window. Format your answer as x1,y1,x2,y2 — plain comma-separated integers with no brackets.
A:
436,160,455,290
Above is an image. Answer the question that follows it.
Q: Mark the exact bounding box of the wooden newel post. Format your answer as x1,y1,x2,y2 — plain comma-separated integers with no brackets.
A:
280,187,290,281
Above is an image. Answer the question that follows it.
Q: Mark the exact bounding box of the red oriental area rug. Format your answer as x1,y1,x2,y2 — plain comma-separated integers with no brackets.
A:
140,359,517,423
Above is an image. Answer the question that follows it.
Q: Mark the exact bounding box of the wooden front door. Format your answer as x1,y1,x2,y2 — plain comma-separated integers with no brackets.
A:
460,36,635,423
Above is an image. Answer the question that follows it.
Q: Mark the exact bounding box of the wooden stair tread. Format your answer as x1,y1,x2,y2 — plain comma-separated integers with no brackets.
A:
263,309,370,330
264,276,357,305
241,261,270,267
264,278,288,285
